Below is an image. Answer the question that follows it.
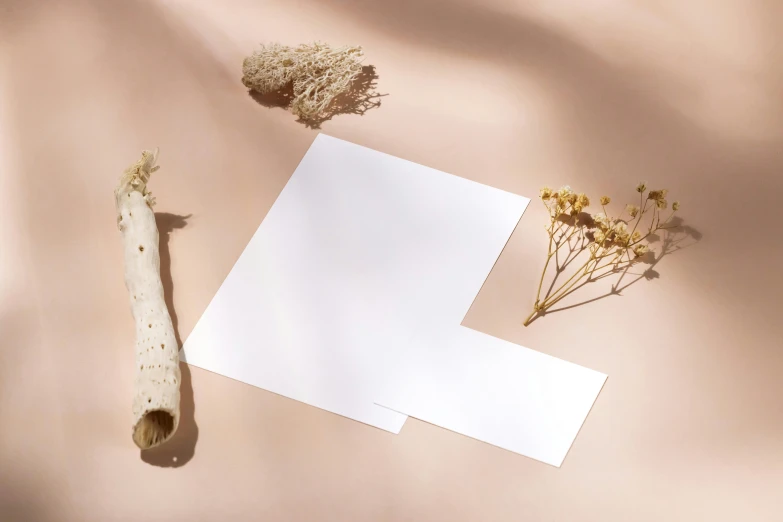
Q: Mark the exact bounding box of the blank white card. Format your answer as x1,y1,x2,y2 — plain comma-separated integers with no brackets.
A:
182,134,529,432
375,327,607,467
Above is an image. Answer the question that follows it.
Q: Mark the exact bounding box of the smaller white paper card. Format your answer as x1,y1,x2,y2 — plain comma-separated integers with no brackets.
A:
375,326,607,466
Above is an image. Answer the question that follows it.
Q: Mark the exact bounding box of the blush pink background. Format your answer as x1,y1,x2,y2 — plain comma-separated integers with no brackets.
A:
1,0,781,520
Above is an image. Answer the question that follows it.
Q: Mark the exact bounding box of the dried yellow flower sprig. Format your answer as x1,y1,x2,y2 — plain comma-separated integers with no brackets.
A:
524,183,681,326
242,42,364,121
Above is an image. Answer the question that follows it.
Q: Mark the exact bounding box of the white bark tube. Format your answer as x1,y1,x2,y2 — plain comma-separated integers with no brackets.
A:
115,149,181,449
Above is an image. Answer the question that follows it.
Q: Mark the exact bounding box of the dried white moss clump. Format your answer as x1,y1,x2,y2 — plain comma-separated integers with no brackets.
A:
242,42,364,120
115,149,181,450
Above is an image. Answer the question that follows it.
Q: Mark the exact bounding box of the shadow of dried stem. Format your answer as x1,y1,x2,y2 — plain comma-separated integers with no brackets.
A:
525,216,701,326
139,212,198,467
248,65,386,129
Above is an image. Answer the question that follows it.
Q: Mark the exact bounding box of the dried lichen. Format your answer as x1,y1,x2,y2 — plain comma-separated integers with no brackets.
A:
242,42,364,121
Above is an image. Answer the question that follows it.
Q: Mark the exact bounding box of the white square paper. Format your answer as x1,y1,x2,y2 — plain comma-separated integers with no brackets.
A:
182,134,529,432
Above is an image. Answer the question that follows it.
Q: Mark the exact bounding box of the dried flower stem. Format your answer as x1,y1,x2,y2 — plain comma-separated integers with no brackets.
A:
524,184,681,326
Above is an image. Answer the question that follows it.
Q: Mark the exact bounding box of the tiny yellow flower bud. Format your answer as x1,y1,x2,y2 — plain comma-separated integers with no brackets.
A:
672,201,680,211
558,186,573,198
593,213,610,230
540,186,553,200
633,244,649,257
613,221,628,235
626,204,640,217
648,189,668,204
636,182,647,193
600,196,611,205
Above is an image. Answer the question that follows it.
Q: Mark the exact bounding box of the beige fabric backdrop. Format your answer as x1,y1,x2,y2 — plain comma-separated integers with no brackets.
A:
1,0,781,520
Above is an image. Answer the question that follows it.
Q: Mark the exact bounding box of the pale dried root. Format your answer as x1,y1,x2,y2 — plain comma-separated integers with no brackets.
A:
115,149,181,450
242,42,364,120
